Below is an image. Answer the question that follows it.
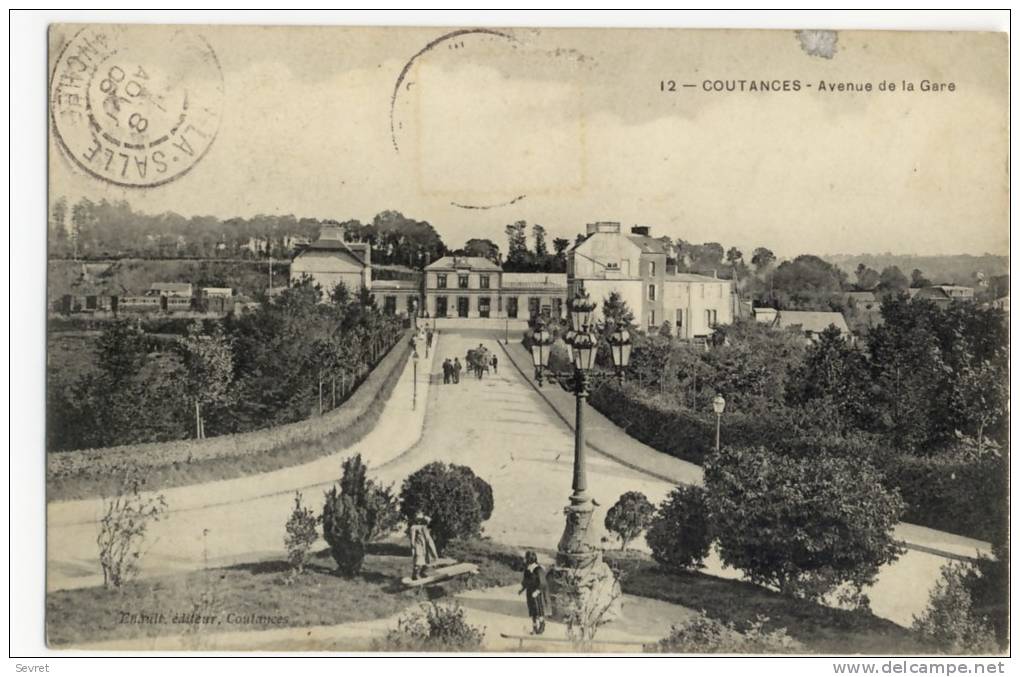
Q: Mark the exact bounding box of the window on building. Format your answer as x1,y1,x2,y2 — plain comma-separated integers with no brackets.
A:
648,284,656,301
528,297,540,318
706,309,718,327
437,274,447,289
458,274,469,289
676,308,684,329
649,310,655,327
480,274,490,289
649,261,656,276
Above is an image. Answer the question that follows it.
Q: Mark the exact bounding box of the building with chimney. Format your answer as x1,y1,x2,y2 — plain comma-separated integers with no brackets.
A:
289,224,371,295
568,221,735,338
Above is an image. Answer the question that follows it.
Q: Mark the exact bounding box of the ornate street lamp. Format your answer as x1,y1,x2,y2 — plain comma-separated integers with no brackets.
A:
712,393,726,452
529,318,554,385
528,289,633,622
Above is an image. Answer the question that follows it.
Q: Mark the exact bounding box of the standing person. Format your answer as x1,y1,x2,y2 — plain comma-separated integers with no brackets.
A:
491,354,498,374
519,550,550,635
409,513,439,581
453,357,462,384
442,358,452,384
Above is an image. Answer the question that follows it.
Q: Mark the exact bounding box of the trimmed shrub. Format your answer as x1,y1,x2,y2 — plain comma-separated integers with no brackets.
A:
912,562,999,654
322,454,401,576
378,601,484,651
646,485,712,571
705,446,904,602
605,491,655,551
452,464,494,522
399,462,489,550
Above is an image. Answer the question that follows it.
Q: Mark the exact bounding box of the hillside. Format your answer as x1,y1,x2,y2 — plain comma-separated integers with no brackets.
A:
48,258,290,302
823,253,1008,287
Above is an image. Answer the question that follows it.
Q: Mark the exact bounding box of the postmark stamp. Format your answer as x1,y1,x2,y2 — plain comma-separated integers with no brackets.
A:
49,25,224,188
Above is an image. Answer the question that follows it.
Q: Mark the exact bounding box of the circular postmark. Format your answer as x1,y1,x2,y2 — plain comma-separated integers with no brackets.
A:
50,25,224,188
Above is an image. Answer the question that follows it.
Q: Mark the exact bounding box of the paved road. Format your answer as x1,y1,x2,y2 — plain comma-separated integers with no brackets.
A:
47,330,985,627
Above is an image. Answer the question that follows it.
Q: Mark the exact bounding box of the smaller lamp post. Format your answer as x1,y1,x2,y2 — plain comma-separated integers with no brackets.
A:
712,393,726,452
412,346,420,411
529,318,553,385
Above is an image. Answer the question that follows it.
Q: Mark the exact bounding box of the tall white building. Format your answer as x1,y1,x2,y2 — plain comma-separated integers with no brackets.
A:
568,221,735,338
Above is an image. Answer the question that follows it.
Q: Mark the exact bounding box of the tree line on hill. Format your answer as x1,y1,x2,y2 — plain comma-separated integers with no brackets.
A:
50,198,1005,305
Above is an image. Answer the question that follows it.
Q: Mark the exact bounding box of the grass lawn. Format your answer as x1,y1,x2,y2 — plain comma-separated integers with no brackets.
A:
604,551,928,654
46,539,522,648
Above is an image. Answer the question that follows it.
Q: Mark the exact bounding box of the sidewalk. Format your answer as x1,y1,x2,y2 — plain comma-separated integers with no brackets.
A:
498,340,991,562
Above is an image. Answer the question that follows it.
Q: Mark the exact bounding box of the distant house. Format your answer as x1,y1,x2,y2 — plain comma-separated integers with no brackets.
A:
289,225,371,295
202,287,233,298
989,295,1009,313
913,285,975,307
149,282,193,297
753,307,851,343
843,290,878,311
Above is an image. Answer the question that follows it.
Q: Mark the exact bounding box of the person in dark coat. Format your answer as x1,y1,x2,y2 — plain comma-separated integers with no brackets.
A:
490,354,498,374
442,358,452,384
519,550,550,634
453,357,462,384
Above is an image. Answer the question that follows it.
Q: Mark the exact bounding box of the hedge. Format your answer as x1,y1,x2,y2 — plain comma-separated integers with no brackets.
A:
879,454,1006,543
48,329,413,499
588,382,1004,541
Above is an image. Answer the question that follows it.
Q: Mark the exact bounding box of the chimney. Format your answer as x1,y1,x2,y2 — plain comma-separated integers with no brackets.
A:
630,225,650,236
319,224,344,241
586,221,621,235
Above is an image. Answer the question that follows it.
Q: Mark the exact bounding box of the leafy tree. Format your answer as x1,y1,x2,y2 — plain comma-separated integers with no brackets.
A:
772,255,847,299
877,266,910,294
705,446,904,602
657,321,672,338
460,238,501,263
725,247,743,267
751,247,776,273
532,223,548,258
855,263,880,290
604,491,655,550
646,485,712,571
176,321,233,439
553,237,571,262
786,326,872,434
399,462,488,550
96,320,149,384
601,291,635,328
504,220,530,271
910,268,932,288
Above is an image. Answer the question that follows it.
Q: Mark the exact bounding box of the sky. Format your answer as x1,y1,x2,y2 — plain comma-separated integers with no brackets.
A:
48,25,1009,257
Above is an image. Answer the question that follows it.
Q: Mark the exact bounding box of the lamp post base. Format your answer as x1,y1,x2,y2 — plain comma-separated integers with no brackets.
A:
547,499,623,627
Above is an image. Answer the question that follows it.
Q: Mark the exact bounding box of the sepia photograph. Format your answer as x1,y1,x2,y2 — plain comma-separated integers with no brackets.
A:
27,13,1011,660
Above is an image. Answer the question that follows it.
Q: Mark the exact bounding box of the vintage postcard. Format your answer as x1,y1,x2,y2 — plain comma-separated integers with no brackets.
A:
45,23,1008,654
